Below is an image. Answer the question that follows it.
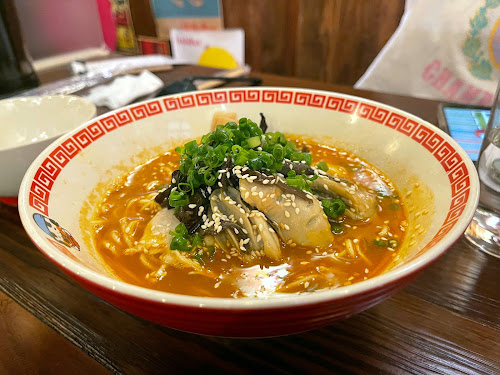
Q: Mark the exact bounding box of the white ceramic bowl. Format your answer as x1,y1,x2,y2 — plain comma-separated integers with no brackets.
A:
18,88,479,337
0,95,96,197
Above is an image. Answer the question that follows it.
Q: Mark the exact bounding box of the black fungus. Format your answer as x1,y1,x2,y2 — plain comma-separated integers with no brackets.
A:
173,190,209,234
259,113,268,133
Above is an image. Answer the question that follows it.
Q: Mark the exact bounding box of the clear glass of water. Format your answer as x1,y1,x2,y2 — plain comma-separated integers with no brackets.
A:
465,82,500,257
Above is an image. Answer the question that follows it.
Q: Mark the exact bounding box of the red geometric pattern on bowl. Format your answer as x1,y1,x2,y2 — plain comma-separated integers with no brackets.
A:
129,101,162,120
100,109,133,131
325,96,359,113
228,90,261,102
73,122,107,149
28,90,471,273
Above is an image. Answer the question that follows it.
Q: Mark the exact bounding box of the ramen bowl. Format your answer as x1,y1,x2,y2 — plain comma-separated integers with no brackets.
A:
18,88,479,337
0,95,96,199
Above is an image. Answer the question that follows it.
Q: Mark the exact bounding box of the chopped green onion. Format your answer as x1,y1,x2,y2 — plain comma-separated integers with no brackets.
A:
169,190,189,207
272,144,284,160
177,182,193,194
316,161,329,171
203,170,217,185
192,233,203,247
169,223,204,253
389,202,400,211
331,223,344,234
170,117,314,203
322,199,346,219
247,136,261,148
373,238,398,248
184,140,198,155
170,235,191,252
192,253,204,264
173,223,188,236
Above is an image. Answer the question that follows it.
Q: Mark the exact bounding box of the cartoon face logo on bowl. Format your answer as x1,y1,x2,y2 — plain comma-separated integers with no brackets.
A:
33,213,80,250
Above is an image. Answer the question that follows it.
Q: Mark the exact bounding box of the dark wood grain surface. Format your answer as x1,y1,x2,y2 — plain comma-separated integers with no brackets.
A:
1,68,499,374
222,0,405,85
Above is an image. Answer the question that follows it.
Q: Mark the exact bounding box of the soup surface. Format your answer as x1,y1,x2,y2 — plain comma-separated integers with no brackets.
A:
89,136,407,298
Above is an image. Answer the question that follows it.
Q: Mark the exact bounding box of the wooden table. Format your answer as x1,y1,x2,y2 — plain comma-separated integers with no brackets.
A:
1,67,499,374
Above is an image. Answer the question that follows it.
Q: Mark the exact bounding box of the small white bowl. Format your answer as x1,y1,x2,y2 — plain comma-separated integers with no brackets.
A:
0,95,96,197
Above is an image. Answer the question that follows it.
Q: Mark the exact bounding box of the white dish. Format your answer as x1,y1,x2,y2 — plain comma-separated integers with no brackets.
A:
0,95,96,197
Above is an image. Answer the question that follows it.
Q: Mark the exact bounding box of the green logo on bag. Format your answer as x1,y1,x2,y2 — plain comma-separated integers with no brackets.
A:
463,0,500,80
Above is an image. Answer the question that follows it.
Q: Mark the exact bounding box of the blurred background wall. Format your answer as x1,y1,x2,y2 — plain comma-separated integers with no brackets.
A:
13,0,406,87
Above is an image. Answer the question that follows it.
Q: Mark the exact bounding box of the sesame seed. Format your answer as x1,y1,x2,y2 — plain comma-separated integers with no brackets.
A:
285,211,290,218
218,182,223,187
188,204,197,209
258,191,264,198
295,208,300,214
304,281,310,288
284,224,290,230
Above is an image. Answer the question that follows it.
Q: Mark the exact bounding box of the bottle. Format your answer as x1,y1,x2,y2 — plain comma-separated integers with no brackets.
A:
0,0,39,98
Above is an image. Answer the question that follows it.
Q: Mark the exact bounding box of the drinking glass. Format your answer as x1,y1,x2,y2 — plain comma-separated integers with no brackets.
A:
464,82,500,257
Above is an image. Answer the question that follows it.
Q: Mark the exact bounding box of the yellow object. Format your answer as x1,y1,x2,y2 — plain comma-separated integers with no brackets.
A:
198,47,238,69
